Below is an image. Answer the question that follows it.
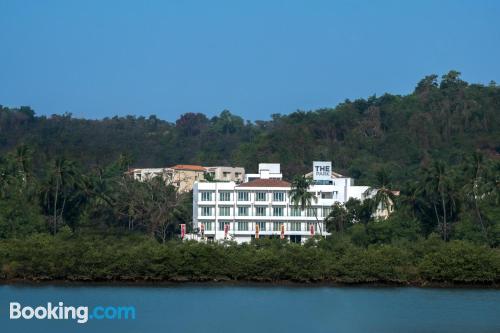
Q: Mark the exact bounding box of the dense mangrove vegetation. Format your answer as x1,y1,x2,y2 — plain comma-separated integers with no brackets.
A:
0,235,498,285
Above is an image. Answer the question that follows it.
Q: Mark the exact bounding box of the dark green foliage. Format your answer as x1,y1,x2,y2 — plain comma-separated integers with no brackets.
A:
418,240,500,283
0,235,498,284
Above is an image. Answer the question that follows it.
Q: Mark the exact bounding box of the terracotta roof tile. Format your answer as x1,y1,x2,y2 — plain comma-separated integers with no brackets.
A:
171,164,207,172
237,179,290,188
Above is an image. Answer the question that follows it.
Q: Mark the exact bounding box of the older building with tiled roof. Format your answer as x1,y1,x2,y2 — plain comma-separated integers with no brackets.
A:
129,164,246,193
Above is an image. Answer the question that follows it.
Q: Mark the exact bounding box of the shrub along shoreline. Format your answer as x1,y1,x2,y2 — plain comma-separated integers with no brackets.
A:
0,234,498,287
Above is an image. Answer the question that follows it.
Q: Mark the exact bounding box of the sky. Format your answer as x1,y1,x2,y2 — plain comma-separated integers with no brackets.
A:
1,0,499,121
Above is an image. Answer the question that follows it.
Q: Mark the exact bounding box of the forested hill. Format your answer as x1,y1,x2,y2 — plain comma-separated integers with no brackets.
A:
1,71,499,185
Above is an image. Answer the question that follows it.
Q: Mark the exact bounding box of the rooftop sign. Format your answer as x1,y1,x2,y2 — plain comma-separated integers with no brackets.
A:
313,161,332,181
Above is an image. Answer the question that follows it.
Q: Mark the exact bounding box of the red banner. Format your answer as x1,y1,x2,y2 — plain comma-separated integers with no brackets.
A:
200,223,205,237
280,224,285,239
310,224,315,236
255,224,260,239
180,224,186,239
224,224,229,238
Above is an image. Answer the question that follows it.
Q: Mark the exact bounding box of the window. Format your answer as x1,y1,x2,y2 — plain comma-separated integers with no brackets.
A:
256,192,267,201
272,222,281,231
256,221,266,231
223,171,231,179
238,206,249,216
201,191,213,201
290,222,301,231
201,221,213,231
273,191,285,202
321,192,333,199
219,206,231,216
219,191,231,201
322,207,332,217
200,207,212,216
272,207,284,216
255,206,267,216
306,208,316,217
290,207,301,217
218,221,230,231
333,191,338,199
237,222,249,231
238,191,249,201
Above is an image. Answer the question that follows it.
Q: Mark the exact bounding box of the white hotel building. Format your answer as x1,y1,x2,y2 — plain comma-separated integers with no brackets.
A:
192,162,377,244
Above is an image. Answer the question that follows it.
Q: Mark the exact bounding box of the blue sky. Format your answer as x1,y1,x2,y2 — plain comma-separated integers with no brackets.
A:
1,0,499,121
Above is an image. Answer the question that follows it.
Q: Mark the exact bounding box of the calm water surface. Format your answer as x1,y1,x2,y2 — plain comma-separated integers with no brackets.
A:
0,284,499,333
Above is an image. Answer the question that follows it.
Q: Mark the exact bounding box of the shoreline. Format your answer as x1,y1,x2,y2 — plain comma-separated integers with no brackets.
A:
1,278,498,289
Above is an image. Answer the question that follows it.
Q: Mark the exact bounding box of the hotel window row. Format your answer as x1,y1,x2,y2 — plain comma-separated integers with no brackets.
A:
199,191,291,202
200,191,339,202
197,221,320,232
200,206,333,217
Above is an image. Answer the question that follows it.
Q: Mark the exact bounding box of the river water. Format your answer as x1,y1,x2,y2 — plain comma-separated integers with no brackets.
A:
1,284,499,333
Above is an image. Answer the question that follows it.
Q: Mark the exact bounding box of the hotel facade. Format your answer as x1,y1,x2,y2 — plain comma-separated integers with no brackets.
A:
192,162,382,244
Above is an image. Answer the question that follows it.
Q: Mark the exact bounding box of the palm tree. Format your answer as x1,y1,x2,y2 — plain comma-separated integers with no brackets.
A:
461,152,488,240
325,202,349,233
364,169,397,220
423,161,456,241
289,175,322,236
45,157,78,235
400,181,425,219
13,145,32,183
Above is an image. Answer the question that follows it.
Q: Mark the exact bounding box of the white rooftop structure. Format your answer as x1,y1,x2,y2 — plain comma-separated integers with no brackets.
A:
244,163,283,182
